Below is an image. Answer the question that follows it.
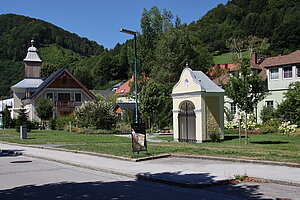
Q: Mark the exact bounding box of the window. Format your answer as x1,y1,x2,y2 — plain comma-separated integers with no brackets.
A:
46,93,53,101
297,65,300,78
184,79,189,88
283,67,292,78
230,103,237,114
58,93,70,101
75,93,81,102
270,68,279,80
265,100,274,108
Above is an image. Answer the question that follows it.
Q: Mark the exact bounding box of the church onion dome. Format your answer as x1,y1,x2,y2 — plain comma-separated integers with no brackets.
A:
23,39,42,62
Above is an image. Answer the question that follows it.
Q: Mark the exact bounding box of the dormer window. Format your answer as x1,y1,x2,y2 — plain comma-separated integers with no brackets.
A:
283,67,292,79
270,68,279,80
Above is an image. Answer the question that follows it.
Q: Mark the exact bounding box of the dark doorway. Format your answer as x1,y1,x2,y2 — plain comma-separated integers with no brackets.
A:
178,101,196,142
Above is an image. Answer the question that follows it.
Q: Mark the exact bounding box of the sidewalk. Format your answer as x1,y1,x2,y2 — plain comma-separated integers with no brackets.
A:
1,142,300,187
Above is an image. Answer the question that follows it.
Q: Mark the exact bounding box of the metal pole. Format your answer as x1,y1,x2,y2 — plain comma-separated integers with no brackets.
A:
134,34,139,124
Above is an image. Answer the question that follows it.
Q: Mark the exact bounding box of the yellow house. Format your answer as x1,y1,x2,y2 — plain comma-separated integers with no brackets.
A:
172,68,225,143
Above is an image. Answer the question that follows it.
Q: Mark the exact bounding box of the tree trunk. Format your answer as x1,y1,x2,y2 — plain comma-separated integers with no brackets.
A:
245,113,248,145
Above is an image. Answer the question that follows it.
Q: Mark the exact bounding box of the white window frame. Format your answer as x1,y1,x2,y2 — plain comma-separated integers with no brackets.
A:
265,100,274,108
269,68,279,80
296,65,300,78
283,66,293,79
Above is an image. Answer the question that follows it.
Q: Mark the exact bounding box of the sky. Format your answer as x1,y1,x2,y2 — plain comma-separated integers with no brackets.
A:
1,0,228,49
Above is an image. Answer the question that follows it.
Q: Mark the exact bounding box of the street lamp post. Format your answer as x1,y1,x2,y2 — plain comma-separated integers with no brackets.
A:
120,28,139,123
120,28,147,153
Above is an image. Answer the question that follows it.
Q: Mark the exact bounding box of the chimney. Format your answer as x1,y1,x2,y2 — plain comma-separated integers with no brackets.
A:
251,51,257,64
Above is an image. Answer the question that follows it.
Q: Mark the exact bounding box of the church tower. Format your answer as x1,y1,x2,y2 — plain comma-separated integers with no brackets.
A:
23,40,42,78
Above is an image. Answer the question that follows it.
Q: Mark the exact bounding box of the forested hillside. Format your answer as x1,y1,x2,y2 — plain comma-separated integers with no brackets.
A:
188,0,300,55
0,14,106,97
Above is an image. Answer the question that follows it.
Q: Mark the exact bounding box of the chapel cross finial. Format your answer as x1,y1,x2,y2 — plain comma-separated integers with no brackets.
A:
31,39,34,47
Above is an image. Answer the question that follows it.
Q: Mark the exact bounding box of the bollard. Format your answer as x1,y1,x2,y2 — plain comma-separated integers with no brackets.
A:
20,126,27,139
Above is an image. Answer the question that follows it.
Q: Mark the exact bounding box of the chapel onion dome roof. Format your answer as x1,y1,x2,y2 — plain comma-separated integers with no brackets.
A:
23,39,42,62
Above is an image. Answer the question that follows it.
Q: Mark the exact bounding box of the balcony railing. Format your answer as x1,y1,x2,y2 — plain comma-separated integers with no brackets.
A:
55,101,75,108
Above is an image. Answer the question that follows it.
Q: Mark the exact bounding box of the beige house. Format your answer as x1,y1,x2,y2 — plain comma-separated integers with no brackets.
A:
11,40,96,121
214,50,300,123
172,68,225,143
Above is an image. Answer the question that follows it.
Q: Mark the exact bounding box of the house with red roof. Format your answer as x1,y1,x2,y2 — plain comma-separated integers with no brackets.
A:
213,50,300,122
114,75,135,103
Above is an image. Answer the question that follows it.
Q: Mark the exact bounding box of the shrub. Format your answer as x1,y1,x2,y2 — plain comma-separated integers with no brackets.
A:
260,106,276,123
74,100,117,130
3,107,12,128
31,120,40,130
278,121,298,135
209,132,221,142
56,114,75,130
241,115,257,130
260,118,281,133
225,121,238,129
277,82,300,126
48,117,57,130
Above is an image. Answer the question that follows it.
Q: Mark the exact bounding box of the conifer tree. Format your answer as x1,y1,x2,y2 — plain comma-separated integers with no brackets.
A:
15,103,31,132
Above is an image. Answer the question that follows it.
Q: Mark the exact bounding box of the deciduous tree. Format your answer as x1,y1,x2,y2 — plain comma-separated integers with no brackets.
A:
224,59,267,144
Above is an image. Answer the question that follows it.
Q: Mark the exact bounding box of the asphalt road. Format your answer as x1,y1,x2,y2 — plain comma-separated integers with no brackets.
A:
0,154,299,200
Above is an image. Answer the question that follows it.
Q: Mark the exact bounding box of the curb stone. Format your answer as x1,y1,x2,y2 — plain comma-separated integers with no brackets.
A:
136,174,231,188
171,154,300,168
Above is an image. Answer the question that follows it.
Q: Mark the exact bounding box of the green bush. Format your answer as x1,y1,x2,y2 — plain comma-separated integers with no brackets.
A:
260,118,281,133
56,114,75,130
74,100,117,130
49,117,57,130
31,120,41,130
209,132,221,142
277,82,300,126
260,106,276,123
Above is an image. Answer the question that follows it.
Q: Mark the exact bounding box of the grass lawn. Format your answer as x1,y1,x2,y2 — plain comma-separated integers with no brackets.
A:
0,129,131,144
0,129,299,163
213,51,250,64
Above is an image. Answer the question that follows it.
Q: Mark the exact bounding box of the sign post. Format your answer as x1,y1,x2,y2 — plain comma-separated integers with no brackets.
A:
131,123,147,153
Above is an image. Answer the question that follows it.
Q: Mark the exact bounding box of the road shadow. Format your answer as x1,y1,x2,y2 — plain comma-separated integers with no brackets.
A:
251,141,289,144
0,149,24,157
137,171,225,186
0,171,270,200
